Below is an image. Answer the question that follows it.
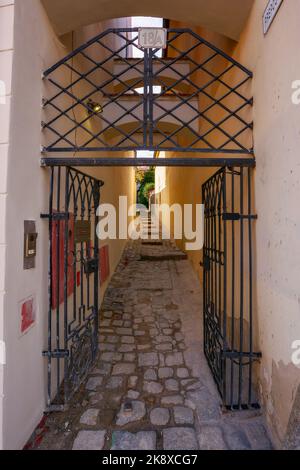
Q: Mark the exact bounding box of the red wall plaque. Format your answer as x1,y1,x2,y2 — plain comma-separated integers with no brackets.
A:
100,245,110,284
20,296,36,334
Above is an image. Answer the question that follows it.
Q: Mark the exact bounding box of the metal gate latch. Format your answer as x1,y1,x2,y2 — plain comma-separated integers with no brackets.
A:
200,256,210,271
84,258,98,275
42,349,69,359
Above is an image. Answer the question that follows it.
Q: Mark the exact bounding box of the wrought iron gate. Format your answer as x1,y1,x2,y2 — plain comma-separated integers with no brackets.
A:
42,167,103,409
42,28,253,159
202,167,261,409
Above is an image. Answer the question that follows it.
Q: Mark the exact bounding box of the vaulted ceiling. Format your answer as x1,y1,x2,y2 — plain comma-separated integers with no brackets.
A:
41,0,254,41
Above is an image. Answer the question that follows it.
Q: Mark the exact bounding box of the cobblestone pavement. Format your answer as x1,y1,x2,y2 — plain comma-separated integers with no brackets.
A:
29,239,273,450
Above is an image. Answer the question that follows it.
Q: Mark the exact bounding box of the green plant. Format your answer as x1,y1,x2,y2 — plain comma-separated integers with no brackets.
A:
143,169,155,183
142,182,155,200
137,168,155,208
135,168,155,184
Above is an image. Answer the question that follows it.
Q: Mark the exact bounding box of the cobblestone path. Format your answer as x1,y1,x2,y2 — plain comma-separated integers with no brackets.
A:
30,240,272,450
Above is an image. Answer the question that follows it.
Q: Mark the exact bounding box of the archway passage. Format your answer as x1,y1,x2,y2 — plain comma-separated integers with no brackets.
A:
41,28,254,166
40,28,258,413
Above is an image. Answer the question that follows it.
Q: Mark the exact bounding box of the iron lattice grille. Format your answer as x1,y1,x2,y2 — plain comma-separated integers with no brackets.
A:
42,167,103,409
202,167,261,409
42,28,254,155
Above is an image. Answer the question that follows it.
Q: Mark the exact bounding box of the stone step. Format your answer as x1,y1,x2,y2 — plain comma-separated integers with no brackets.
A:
142,240,163,246
140,250,188,261
142,233,161,237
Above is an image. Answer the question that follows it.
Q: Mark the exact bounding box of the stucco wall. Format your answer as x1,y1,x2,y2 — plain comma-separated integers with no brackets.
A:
158,0,300,447
0,0,15,451
41,0,254,41
1,0,135,450
239,0,300,447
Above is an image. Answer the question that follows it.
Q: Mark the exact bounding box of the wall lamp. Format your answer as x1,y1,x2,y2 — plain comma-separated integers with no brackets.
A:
86,99,103,116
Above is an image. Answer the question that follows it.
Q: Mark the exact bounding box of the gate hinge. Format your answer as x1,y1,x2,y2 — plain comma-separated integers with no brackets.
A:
222,213,258,221
41,212,70,221
200,256,210,271
42,349,69,359
221,350,262,359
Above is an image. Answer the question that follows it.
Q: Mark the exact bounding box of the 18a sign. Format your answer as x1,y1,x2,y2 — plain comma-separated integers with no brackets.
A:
138,28,167,49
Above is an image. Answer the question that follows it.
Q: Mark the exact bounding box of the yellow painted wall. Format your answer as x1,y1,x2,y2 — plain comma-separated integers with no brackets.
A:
82,164,135,300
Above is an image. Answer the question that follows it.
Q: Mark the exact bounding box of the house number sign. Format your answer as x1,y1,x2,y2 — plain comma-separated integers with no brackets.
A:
138,28,167,49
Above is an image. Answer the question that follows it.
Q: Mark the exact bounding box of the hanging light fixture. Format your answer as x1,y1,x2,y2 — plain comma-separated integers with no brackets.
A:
86,98,103,115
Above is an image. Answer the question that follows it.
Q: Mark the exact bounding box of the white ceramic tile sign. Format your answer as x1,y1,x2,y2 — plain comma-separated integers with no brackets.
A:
0,80,6,105
263,0,284,35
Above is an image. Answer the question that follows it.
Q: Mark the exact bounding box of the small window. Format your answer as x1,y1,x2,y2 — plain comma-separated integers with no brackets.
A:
134,86,162,95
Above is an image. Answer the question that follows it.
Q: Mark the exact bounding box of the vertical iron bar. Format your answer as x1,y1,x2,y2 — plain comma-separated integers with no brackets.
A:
86,183,91,311
230,169,235,408
214,184,217,329
148,48,154,148
211,181,215,380
47,167,54,408
222,169,227,403
56,167,61,398
80,178,84,323
238,167,244,408
218,179,222,328
63,167,70,403
206,186,210,360
209,184,213,360
210,183,213,348
202,185,207,358
72,177,77,333
143,49,149,148
93,182,100,353
248,168,253,405
218,177,222,394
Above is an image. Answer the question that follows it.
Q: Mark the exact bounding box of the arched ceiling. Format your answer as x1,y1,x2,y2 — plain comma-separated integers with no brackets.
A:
41,0,254,41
